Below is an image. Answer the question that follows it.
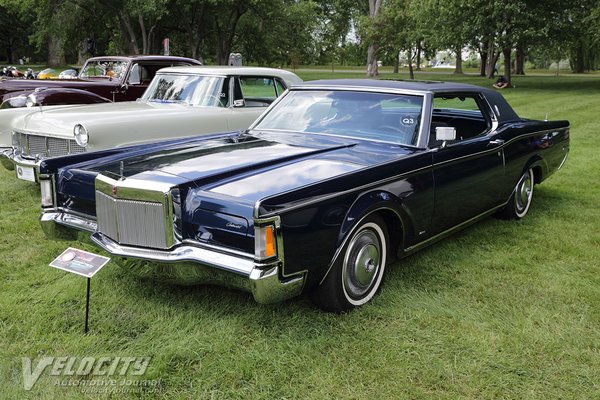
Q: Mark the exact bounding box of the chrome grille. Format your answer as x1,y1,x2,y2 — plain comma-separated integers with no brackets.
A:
13,131,85,158
96,191,169,249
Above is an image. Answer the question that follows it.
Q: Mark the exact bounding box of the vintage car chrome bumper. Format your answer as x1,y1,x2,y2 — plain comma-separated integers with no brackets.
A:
10,150,41,182
0,146,14,171
40,211,305,304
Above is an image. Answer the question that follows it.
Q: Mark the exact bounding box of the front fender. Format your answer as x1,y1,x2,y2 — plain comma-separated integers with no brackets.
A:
0,107,38,147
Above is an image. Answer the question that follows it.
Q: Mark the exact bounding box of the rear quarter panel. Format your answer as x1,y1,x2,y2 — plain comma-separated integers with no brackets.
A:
499,120,569,198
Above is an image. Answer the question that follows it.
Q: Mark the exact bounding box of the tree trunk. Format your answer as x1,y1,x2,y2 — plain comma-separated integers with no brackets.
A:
367,44,379,76
366,0,382,77
502,47,512,86
139,16,148,54
47,36,65,67
453,47,463,74
408,48,414,80
416,43,421,71
485,47,499,78
479,50,487,77
393,56,399,74
515,47,525,75
573,41,585,73
77,44,87,65
120,16,140,54
6,46,13,64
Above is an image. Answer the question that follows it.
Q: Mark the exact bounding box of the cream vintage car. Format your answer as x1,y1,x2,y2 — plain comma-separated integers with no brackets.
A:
2,66,302,182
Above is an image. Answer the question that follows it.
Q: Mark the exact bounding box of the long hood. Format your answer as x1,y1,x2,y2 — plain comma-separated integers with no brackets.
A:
81,132,415,203
13,101,226,138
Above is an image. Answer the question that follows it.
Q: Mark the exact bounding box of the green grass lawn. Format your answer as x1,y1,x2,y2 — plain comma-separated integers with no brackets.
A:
1,72,599,399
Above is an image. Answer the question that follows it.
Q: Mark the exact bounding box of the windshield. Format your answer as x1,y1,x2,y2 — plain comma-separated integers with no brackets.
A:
79,60,128,80
141,74,226,106
254,90,424,146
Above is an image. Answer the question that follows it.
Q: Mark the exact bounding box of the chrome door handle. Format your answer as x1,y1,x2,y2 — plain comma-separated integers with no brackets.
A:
489,139,505,146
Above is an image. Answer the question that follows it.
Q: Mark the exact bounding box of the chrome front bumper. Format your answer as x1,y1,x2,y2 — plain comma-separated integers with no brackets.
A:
0,147,41,181
0,147,14,171
40,211,305,304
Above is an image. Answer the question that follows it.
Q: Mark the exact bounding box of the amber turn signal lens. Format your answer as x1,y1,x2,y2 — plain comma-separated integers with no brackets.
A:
265,225,276,258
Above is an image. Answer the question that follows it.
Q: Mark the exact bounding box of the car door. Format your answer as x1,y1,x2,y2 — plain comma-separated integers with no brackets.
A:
227,76,283,131
429,93,505,234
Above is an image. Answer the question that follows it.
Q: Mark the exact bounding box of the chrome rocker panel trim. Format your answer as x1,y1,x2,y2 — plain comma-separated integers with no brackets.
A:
40,211,305,304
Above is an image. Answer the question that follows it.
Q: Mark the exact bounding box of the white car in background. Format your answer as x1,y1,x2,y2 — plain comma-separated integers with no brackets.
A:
2,66,302,182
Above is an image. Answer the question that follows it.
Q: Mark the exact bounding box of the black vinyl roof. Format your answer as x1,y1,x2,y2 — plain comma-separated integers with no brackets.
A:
293,79,521,122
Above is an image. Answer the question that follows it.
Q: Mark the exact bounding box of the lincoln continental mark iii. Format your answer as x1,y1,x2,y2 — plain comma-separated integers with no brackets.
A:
37,80,570,312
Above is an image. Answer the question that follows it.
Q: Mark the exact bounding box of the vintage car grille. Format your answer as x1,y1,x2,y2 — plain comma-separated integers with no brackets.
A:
13,131,86,159
95,191,170,249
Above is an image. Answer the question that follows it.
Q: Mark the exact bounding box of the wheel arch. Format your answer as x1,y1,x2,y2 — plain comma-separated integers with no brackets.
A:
318,190,411,285
523,155,547,184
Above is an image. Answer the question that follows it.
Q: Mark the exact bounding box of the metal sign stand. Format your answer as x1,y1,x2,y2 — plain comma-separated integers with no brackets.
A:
49,247,111,335
85,277,91,334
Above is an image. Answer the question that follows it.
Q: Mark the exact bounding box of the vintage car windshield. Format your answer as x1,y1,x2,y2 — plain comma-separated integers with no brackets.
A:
254,90,424,146
141,74,225,107
79,60,128,80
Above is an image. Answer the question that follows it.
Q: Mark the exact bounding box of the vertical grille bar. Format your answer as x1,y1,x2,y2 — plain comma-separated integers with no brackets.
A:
95,190,169,249
115,199,167,248
96,191,118,241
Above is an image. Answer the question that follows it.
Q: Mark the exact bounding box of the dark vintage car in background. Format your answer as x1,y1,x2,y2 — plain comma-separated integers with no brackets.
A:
37,80,570,312
0,55,201,109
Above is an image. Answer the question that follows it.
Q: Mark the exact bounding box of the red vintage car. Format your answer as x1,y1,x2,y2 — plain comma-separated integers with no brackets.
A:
0,55,201,108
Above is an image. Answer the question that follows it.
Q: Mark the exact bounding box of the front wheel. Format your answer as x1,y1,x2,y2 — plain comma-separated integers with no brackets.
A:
311,215,388,313
500,168,534,219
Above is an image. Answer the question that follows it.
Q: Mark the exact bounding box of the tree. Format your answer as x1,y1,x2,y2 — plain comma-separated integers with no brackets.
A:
411,0,472,74
364,0,383,77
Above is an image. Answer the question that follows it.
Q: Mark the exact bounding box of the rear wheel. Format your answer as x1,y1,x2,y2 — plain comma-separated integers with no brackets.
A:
500,168,534,219
311,215,388,313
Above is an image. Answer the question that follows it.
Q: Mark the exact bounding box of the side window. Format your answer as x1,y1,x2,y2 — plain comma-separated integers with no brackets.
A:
128,63,141,84
430,95,490,146
239,76,278,107
275,79,287,96
219,77,231,107
233,77,244,107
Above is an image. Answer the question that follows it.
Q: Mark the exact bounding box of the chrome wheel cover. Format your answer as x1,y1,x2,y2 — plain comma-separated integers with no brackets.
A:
342,223,385,303
515,169,534,217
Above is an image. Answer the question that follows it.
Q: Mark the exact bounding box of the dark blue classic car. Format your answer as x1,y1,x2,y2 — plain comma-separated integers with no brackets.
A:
38,80,570,312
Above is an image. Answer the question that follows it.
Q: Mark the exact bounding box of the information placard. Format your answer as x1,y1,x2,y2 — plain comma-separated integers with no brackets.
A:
50,247,110,278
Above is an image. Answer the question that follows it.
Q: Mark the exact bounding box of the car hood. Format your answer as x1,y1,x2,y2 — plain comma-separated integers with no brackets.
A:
61,132,415,211
13,101,224,137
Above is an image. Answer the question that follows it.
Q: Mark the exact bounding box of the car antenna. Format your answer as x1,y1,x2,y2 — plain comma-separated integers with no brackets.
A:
544,113,548,122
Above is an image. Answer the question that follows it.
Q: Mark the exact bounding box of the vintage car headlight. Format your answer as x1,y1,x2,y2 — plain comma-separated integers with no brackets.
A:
40,178,54,207
255,224,277,260
25,94,37,107
73,124,89,147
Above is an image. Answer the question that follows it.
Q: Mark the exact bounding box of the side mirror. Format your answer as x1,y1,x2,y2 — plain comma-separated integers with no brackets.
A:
233,99,245,108
436,126,456,148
